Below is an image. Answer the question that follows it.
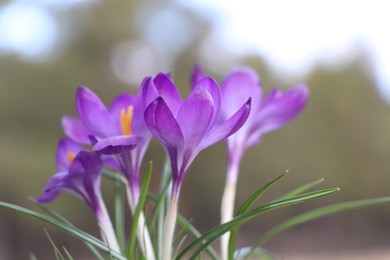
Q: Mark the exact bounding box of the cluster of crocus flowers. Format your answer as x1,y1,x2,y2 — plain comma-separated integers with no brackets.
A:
37,64,308,260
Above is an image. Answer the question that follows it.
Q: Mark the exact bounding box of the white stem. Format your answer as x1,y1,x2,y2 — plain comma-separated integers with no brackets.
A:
220,157,240,260
126,185,156,260
96,196,121,253
162,191,179,260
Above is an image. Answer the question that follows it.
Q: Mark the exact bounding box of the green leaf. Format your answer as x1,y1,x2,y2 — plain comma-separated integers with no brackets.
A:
62,247,74,260
176,188,339,259
253,196,390,248
228,172,287,259
0,202,126,260
176,215,218,260
31,200,104,260
44,228,65,260
235,247,274,260
276,178,325,200
114,179,126,254
127,161,154,259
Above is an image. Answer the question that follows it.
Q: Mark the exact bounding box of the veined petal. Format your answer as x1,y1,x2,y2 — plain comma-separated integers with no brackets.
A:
93,135,139,155
145,97,184,162
153,73,182,116
68,150,102,176
62,115,91,144
76,86,117,137
56,138,82,171
109,93,136,132
190,64,206,90
251,84,308,135
177,87,214,148
201,98,251,149
36,171,67,203
194,77,221,131
221,67,261,119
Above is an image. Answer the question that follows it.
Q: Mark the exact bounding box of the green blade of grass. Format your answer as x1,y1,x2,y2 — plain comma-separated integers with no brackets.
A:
114,180,126,254
0,202,126,260
31,200,104,260
228,172,287,260
127,161,154,259
253,196,390,248
176,188,339,259
62,247,74,260
276,178,325,200
44,228,65,260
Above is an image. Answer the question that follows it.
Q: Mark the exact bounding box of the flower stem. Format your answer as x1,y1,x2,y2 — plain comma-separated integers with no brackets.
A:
96,194,121,254
220,151,242,260
162,187,179,260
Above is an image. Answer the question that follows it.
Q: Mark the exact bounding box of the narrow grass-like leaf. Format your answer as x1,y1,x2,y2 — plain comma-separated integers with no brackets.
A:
114,180,126,253
228,172,287,259
62,247,74,260
102,169,127,185
44,228,65,260
127,161,153,259
148,179,170,228
31,201,104,260
176,188,339,259
173,234,188,259
176,215,218,260
253,196,390,248
276,178,325,200
0,202,126,260
29,253,38,260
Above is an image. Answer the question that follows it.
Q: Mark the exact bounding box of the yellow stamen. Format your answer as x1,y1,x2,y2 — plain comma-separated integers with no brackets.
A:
67,152,75,164
120,105,133,135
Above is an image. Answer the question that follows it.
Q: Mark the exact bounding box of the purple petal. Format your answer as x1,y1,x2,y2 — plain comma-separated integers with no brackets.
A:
141,76,159,107
252,84,308,135
93,135,139,155
62,115,91,144
109,93,136,133
221,67,261,119
145,97,184,165
190,64,207,90
76,86,118,137
68,150,102,176
56,138,82,171
176,87,214,148
194,77,221,131
153,73,182,116
201,98,251,149
36,171,67,203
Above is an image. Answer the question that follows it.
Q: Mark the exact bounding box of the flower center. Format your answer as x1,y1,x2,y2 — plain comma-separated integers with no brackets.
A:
120,105,133,135
67,152,75,164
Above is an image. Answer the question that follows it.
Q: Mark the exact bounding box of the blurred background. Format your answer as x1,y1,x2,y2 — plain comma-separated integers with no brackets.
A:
1,0,390,258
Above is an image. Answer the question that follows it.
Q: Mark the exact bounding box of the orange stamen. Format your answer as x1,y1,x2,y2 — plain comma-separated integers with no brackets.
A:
67,152,76,164
120,105,133,136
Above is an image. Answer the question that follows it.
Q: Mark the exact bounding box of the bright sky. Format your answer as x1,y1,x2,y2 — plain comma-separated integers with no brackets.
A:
1,0,390,101
178,0,390,101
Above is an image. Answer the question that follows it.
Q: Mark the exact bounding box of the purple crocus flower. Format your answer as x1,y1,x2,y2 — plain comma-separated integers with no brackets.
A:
192,65,308,260
37,138,120,252
62,86,156,259
143,72,251,260
62,86,151,204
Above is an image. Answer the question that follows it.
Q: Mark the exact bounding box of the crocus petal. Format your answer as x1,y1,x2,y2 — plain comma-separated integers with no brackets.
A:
68,150,102,176
201,98,251,149
221,67,262,119
56,138,82,171
76,86,118,137
62,115,91,144
194,77,221,131
36,171,67,203
153,73,182,116
176,87,214,148
145,97,184,166
251,84,308,135
109,93,136,132
190,64,207,90
93,135,139,155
